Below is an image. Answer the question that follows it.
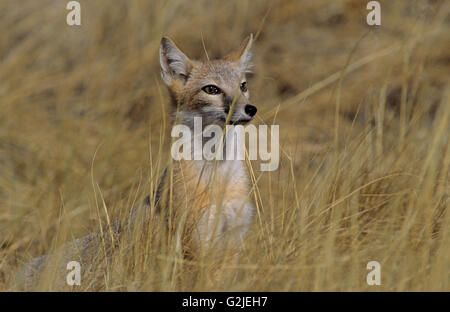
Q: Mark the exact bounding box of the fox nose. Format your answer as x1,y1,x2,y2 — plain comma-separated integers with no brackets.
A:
244,104,257,117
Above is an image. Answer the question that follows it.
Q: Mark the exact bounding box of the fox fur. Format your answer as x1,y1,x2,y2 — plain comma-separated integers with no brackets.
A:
15,35,257,290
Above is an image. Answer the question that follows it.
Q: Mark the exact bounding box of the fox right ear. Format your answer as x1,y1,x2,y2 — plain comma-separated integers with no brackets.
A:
160,37,192,85
223,34,253,73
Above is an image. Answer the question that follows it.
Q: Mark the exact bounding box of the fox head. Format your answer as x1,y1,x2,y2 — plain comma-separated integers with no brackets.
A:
159,35,257,128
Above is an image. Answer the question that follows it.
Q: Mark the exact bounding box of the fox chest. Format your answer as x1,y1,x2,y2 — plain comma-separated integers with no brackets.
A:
175,159,252,215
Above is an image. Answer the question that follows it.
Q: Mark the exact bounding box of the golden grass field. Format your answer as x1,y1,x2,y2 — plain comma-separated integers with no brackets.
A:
0,0,449,291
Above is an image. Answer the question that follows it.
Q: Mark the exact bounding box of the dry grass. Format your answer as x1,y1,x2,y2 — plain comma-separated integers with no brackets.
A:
0,0,449,291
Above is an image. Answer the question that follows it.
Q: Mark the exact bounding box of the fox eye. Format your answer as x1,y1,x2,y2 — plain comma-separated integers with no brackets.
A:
240,81,248,92
202,85,222,95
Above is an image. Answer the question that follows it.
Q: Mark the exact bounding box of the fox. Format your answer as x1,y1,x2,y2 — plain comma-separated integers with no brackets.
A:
158,34,257,256
14,35,257,290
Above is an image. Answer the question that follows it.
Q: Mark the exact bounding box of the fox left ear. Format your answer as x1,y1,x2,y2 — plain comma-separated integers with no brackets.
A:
160,37,193,85
224,34,253,73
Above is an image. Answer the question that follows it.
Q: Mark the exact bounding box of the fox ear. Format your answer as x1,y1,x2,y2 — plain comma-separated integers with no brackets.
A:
160,37,192,85
224,34,253,72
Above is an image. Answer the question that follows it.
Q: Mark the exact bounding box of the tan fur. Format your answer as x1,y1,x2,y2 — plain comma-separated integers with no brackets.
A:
16,35,257,290
159,35,256,258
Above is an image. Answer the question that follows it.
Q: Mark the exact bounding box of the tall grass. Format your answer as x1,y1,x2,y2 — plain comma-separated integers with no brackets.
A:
0,0,448,291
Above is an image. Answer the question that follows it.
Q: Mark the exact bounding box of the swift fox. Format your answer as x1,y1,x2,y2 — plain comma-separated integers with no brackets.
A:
158,34,256,255
16,35,256,290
